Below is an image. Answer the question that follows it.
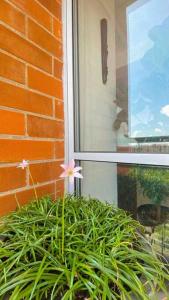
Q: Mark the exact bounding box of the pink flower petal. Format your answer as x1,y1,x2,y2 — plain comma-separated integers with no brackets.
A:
59,160,83,183
74,172,83,179
60,171,68,178
69,159,75,169
60,164,68,170
73,167,82,173
17,160,29,169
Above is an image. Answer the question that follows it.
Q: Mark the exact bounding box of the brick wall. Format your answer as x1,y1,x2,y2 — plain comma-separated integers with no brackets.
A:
0,0,64,216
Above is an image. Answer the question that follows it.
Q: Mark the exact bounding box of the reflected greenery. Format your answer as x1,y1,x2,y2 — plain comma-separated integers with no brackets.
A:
129,166,169,205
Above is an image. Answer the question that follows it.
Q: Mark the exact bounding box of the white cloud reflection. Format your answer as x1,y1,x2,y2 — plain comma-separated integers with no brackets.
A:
155,128,162,133
160,104,169,117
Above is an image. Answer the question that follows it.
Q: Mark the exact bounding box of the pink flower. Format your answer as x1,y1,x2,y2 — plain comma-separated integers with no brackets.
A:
60,159,83,184
17,160,29,170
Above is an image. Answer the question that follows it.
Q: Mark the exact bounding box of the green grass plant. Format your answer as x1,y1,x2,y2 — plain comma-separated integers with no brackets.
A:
0,195,168,299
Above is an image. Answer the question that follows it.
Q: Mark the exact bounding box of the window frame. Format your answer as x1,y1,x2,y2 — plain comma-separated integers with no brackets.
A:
63,0,169,193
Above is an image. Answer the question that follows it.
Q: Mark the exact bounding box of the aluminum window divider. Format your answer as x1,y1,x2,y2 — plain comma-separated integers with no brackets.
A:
63,0,75,193
74,152,169,166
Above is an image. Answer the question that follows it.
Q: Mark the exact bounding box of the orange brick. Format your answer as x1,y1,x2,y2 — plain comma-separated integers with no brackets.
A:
0,0,64,216
55,141,64,159
37,0,62,19
0,166,26,192
10,0,52,31
0,139,54,162
0,81,53,116
28,67,63,99
30,161,62,184
54,59,63,79
19,182,55,202
0,51,25,83
55,99,64,120
0,0,25,34
56,179,64,198
0,109,25,135
0,194,22,216
53,18,62,40
27,115,64,138
0,24,52,73
28,19,62,58
0,183,55,216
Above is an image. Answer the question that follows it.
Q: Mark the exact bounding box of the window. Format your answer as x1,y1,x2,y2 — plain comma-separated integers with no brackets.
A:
64,0,169,256
74,0,169,153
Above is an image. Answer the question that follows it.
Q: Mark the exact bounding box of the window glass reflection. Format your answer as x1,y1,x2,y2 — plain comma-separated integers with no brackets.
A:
76,0,169,152
80,161,169,257
128,0,169,141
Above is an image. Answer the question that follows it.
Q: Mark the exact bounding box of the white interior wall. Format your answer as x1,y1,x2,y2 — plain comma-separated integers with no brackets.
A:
78,0,117,204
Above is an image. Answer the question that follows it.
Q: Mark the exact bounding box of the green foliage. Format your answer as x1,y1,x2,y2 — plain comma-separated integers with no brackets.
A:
0,195,168,299
129,166,169,205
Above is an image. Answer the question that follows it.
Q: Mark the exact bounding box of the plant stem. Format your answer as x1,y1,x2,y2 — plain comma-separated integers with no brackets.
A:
29,170,38,201
61,195,65,259
14,193,20,209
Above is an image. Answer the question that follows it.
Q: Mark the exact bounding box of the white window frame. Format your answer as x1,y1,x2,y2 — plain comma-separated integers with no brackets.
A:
63,0,169,193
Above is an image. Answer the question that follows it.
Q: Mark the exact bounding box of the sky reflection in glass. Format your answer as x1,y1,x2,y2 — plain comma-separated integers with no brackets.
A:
127,0,169,139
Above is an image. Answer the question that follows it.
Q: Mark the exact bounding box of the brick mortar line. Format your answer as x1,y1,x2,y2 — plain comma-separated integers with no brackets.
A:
0,62,63,86
52,56,54,75
55,57,64,66
27,86,63,100
0,77,63,101
27,16,63,45
26,39,63,67
28,64,62,82
0,159,64,168
0,20,63,66
25,64,28,86
0,105,65,122
0,135,64,141
51,14,54,35
0,14,63,47
0,48,63,75
0,19,25,38
5,0,62,37
34,0,62,23
0,105,64,121
24,35,63,63
0,179,63,197
53,15,62,25
0,48,26,65
0,75,24,89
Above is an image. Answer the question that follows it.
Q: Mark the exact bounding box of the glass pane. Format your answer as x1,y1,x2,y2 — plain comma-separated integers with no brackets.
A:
75,0,169,153
80,161,169,257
